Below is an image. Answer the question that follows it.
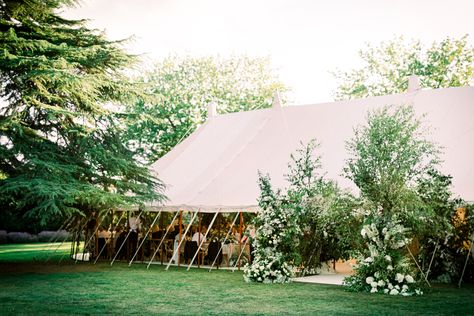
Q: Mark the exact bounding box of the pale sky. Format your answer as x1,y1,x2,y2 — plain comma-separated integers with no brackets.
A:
63,0,474,104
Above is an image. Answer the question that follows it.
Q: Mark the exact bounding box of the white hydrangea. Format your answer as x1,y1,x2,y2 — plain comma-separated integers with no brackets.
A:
396,273,404,283
405,275,414,283
365,276,374,284
389,289,399,295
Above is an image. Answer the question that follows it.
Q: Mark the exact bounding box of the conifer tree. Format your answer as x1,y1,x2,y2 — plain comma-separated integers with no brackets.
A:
0,0,163,228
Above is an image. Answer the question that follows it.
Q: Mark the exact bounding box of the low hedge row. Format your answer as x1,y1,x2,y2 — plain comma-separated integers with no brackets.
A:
0,230,72,244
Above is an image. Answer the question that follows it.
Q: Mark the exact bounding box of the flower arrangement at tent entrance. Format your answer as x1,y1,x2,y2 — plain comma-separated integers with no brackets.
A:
244,141,358,283
243,173,298,283
344,213,422,295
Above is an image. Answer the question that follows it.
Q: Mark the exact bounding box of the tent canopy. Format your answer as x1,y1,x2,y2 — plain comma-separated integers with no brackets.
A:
149,85,474,212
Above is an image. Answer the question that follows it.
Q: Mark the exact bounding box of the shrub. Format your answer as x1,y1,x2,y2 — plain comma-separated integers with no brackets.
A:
0,230,7,244
38,230,71,242
7,232,38,243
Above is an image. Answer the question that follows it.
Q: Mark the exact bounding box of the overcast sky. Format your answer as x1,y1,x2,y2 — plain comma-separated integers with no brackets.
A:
63,0,474,104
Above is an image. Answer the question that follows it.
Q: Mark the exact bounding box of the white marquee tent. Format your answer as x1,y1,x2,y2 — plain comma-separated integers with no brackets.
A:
148,82,474,213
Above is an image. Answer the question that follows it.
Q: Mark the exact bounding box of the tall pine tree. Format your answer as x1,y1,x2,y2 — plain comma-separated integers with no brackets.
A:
0,0,164,230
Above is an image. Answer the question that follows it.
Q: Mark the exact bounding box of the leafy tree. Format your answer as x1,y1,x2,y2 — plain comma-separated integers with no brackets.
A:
125,55,288,163
344,105,440,225
343,105,445,294
333,35,474,100
0,0,163,229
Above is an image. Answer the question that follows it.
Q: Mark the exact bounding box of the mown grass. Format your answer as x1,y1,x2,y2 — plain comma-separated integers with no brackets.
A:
0,243,473,315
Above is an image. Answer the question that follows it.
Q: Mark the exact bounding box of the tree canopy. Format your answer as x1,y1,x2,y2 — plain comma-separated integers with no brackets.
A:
125,55,288,163
0,0,163,229
333,35,474,100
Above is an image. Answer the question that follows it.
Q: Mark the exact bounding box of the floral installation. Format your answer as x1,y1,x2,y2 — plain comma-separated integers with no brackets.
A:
344,214,423,295
243,173,300,283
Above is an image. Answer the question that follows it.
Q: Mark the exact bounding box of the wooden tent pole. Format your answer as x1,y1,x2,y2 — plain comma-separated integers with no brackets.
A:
147,211,180,269
178,210,183,267
209,212,240,272
198,212,202,267
238,211,243,271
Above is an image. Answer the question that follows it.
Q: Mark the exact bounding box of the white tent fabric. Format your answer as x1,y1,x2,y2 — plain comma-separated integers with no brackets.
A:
148,86,474,212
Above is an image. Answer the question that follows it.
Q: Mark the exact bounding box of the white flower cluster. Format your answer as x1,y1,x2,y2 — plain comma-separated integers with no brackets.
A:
347,216,423,296
364,272,419,296
244,197,297,284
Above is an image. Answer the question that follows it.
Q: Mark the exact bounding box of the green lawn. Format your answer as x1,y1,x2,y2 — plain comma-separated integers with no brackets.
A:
0,243,473,315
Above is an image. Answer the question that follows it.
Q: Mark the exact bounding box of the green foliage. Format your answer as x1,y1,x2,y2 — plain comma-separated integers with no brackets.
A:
125,55,288,163
245,141,358,282
286,141,359,275
244,173,297,283
0,0,164,227
333,35,474,100
344,105,439,224
343,105,453,293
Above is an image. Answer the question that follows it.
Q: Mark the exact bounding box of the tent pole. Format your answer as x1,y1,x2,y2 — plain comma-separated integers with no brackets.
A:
77,212,106,263
129,210,162,266
48,217,85,263
238,211,243,271
187,212,218,271
198,213,202,268
165,211,198,271
232,230,250,272
458,233,474,288
178,210,183,267
111,209,144,266
147,211,180,269
94,211,125,264
209,212,240,272
59,218,86,264
45,215,73,251
406,245,431,287
424,240,439,281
